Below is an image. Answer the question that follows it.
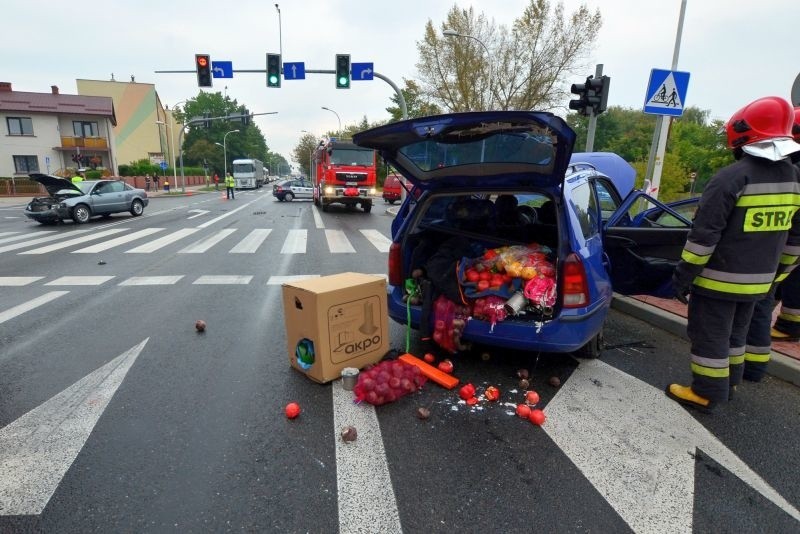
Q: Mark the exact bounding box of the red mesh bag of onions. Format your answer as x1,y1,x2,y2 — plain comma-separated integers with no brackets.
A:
353,360,427,406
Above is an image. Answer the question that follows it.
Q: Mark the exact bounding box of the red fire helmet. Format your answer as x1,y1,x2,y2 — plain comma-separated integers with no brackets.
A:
725,96,794,149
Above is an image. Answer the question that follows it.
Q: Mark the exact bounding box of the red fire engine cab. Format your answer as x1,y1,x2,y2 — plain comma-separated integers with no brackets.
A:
311,139,377,213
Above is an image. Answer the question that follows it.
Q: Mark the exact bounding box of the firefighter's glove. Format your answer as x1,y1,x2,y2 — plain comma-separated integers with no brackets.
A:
672,273,691,305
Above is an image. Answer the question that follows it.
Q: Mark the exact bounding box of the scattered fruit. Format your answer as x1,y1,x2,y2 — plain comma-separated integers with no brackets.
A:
285,402,301,419
516,403,531,419
518,378,530,390
416,407,431,419
459,383,476,401
195,319,206,332
466,397,479,406
423,353,436,364
548,376,562,388
340,426,358,442
525,390,540,405
517,369,530,380
484,385,500,401
528,409,546,426
438,359,454,374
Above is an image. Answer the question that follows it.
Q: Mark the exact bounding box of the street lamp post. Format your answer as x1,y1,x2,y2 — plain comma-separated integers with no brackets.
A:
221,129,240,177
155,120,175,189
165,101,188,191
321,106,341,134
442,28,493,110
275,4,282,58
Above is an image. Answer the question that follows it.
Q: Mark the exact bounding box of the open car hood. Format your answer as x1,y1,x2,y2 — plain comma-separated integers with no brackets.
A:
352,111,576,190
28,173,83,196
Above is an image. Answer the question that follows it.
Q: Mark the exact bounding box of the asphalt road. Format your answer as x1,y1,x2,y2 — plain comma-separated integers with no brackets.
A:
0,190,798,533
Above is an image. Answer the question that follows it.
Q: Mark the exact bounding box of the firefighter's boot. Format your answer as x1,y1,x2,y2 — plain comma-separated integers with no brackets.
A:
666,384,715,412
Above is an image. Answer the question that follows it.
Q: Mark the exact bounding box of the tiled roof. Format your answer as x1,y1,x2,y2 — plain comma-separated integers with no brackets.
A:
0,91,116,125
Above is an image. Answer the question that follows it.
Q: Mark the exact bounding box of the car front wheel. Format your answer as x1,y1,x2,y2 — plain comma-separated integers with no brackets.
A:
72,204,91,224
130,199,144,216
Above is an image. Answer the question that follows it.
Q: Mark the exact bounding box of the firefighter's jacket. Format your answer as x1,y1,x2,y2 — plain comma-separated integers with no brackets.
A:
675,154,800,301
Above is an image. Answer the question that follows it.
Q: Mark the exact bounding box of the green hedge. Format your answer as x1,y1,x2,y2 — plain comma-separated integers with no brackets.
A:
117,164,205,177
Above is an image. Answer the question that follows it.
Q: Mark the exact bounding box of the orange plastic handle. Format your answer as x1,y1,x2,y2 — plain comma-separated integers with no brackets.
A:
399,353,459,389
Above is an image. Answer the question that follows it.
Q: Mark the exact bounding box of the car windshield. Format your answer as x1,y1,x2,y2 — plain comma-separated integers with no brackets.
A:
399,132,556,172
76,182,94,194
233,163,255,173
330,148,374,166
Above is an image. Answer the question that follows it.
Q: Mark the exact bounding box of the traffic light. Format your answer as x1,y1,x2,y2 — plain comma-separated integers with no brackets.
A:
335,54,350,89
569,78,590,116
203,113,212,129
195,54,212,88
586,75,611,115
239,107,250,126
267,53,281,88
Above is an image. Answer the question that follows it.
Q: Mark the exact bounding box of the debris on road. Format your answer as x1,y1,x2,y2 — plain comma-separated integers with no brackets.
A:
285,402,301,419
340,426,358,442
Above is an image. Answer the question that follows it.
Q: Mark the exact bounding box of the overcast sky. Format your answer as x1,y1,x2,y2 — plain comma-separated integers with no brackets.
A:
3,0,798,166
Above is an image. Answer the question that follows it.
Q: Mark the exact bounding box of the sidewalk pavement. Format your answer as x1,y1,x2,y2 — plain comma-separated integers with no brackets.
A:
613,294,800,387
0,184,211,207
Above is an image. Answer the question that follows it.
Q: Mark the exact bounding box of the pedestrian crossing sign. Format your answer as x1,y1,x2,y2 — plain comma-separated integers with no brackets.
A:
643,68,691,117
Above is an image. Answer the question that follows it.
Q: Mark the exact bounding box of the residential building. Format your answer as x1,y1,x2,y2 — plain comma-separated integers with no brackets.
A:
0,82,117,177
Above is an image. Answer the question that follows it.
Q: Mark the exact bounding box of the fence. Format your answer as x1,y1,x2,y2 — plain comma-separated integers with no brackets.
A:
0,176,209,196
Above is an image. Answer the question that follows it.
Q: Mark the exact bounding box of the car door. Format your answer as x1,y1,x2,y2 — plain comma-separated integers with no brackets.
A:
89,182,114,214
602,190,691,298
297,180,313,199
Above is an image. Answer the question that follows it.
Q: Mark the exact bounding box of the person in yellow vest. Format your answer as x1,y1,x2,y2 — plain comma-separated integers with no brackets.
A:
163,175,169,193
226,172,235,199
71,172,84,185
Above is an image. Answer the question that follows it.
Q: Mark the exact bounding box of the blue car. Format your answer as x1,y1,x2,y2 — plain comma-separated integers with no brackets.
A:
353,111,690,357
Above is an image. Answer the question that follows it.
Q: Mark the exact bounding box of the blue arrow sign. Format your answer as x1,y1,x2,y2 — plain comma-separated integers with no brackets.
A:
160,161,168,170
352,62,374,81
643,68,690,117
283,62,305,80
212,61,233,78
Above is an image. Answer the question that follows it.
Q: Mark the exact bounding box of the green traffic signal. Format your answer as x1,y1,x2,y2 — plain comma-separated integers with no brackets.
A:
338,76,348,87
335,54,350,89
266,53,281,88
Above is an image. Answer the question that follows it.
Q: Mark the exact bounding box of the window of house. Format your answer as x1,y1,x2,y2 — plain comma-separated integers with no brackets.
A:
7,117,34,136
73,121,98,137
13,155,39,173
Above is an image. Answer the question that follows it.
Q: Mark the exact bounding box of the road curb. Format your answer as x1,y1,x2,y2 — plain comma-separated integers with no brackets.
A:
612,294,800,388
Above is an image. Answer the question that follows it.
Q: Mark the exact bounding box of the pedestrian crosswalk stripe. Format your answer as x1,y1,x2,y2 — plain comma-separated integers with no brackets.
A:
359,229,392,252
118,276,184,286
72,228,165,253
312,205,325,229
281,229,307,254
0,229,93,254
19,228,128,255
267,275,320,285
229,229,271,253
0,291,69,325
0,276,45,286
179,228,237,253
0,231,20,238
126,228,200,253
193,275,253,285
45,276,116,286
326,229,356,253
0,231,56,246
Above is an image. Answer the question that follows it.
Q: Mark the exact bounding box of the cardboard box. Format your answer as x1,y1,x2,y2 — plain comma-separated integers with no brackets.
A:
282,272,389,383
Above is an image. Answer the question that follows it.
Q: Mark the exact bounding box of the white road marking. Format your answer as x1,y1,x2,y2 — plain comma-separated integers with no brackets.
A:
0,339,147,516
72,228,164,253
332,380,402,534
0,231,55,245
0,229,92,254
179,228,237,253
118,276,184,286
125,228,199,253
0,232,20,238
229,229,271,253
45,276,115,286
186,209,210,220
312,205,325,228
0,276,44,286
0,291,69,325
193,275,253,285
19,228,128,255
266,275,320,285
359,229,391,253
281,229,307,254
326,229,356,253
543,358,800,532
197,197,261,229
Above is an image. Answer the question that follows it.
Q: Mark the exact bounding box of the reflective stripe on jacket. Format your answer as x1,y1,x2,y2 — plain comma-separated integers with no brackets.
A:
675,154,800,301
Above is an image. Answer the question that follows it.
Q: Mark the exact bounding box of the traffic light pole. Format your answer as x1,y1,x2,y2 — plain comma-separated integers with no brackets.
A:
584,64,603,152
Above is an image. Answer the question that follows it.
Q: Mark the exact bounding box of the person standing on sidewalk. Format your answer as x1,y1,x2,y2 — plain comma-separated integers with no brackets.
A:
667,96,800,412
153,174,159,191
145,173,151,192
742,107,800,382
226,172,235,199
213,173,220,191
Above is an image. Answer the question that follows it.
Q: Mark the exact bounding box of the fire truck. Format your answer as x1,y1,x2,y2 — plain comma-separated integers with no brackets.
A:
311,139,377,213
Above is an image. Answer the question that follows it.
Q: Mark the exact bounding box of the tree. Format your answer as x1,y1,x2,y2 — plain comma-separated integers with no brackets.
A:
293,133,322,177
415,1,602,112
386,79,442,122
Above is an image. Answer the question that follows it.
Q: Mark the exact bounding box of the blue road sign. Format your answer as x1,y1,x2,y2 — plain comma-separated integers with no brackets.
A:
643,68,690,116
352,62,374,81
283,62,305,80
212,61,233,78
160,161,168,170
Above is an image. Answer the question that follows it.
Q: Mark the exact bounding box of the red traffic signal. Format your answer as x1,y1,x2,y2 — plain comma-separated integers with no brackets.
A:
195,54,212,88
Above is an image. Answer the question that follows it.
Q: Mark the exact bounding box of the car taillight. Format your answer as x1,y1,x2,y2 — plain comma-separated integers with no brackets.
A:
562,252,590,308
388,242,402,287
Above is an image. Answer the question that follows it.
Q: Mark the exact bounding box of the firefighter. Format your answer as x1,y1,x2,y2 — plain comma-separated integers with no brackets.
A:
741,107,800,382
667,96,800,411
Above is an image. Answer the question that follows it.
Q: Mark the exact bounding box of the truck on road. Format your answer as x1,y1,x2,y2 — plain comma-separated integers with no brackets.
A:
232,158,264,189
311,139,377,213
